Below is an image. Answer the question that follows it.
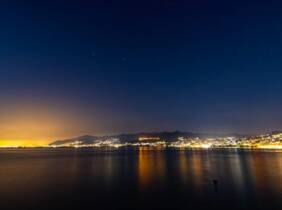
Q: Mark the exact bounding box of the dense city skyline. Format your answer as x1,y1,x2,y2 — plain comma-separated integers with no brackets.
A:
1,1,282,145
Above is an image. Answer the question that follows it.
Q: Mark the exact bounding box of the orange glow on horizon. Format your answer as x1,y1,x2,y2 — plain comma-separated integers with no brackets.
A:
0,98,98,147
0,139,50,147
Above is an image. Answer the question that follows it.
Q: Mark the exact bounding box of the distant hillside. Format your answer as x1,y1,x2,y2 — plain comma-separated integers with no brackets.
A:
49,135,103,146
49,131,246,146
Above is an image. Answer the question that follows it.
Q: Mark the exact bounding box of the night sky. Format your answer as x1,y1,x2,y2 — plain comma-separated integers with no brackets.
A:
1,0,282,144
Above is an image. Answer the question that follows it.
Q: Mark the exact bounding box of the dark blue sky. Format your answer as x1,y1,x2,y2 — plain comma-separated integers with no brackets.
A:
1,0,282,142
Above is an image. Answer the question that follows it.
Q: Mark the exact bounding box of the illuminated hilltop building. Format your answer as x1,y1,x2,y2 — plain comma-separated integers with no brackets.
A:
137,136,166,147
139,137,161,142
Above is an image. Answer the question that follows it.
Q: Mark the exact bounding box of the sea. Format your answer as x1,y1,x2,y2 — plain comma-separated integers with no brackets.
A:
0,148,281,210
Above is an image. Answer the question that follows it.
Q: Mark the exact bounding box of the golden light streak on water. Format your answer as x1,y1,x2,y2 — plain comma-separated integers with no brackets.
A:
138,147,166,189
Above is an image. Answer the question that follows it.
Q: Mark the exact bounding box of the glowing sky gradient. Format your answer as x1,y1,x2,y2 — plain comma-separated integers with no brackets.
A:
1,0,282,145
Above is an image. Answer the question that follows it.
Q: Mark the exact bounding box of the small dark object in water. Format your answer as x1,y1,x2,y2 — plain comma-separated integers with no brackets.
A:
212,179,218,192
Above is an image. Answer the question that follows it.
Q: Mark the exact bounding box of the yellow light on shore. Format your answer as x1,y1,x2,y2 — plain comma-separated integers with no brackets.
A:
256,145,282,149
0,139,49,148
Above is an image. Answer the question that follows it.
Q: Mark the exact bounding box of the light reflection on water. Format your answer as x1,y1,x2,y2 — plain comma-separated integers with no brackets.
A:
0,148,282,210
138,147,166,188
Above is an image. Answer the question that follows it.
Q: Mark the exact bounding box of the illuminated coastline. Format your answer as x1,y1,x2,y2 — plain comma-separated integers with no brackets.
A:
2,132,282,149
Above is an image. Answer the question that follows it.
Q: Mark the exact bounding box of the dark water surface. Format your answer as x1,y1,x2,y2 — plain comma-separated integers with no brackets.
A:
0,148,282,210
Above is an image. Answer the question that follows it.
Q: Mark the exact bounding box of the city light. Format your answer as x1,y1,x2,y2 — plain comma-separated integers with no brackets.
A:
2,132,282,149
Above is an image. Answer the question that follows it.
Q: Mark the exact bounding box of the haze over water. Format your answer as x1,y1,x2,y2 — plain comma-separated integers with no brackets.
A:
0,148,282,210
